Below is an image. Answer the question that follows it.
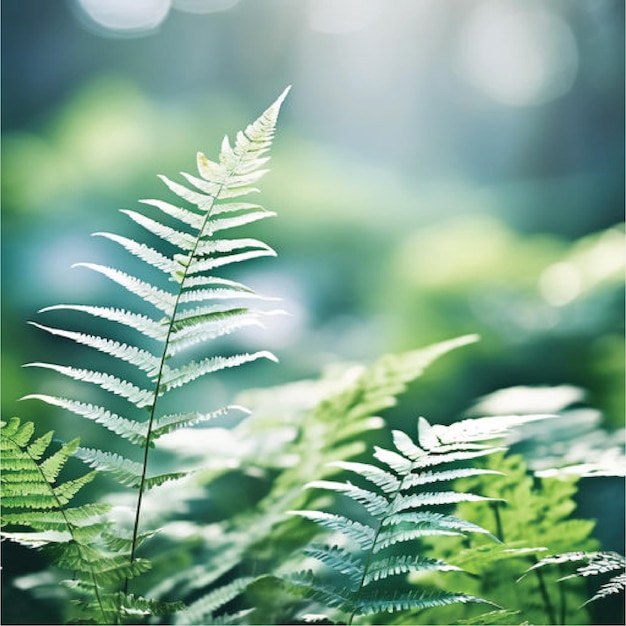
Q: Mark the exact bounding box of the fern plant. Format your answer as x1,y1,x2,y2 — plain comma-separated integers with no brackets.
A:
12,88,289,622
528,550,625,608
108,337,481,625
286,412,551,624
407,451,598,625
240,336,482,561
1,417,184,623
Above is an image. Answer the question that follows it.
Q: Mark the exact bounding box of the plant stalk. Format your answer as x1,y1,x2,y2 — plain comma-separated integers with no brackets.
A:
533,562,557,625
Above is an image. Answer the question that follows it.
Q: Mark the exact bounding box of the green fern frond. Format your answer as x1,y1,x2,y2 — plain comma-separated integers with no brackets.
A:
0,417,121,623
74,448,144,487
363,554,461,585
287,511,376,550
305,480,390,516
355,588,485,616
528,550,626,607
150,405,249,441
21,90,289,620
22,395,148,444
303,545,364,585
2,504,110,530
40,304,168,340
24,364,154,407
159,351,278,392
114,593,185,619
257,335,481,522
75,448,187,490
376,512,496,550
67,588,184,623
413,450,599,625
289,413,547,624
174,576,253,625
75,262,177,312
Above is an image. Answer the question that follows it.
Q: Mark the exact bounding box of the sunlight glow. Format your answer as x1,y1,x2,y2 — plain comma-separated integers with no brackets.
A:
172,0,240,13
458,1,578,106
539,262,582,307
308,0,384,35
74,0,170,35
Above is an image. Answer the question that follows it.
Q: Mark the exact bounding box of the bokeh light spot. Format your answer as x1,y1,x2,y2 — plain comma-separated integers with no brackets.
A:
172,0,240,13
74,0,170,36
539,262,582,307
458,1,578,106
308,0,384,35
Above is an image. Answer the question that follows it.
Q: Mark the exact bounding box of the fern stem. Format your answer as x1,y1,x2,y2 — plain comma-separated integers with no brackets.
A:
124,153,243,594
347,516,384,626
17,436,109,624
347,469,414,625
558,563,567,625
489,501,505,542
533,560,557,625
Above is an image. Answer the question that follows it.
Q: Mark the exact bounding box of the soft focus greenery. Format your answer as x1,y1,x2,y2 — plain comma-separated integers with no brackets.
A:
2,2,624,624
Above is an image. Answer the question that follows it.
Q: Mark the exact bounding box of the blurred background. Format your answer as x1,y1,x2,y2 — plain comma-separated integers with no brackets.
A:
1,0,624,592
3,0,624,419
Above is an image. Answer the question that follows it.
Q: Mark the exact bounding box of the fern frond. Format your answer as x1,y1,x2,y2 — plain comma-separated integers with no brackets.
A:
306,480,390,517
290,412,549,623
287,571,354,610
391,490,495,513
150,405,249,441
414,450,599,625
355,589,487,616
287,511,376,550
24,429,54,460
174,576,252,625
120,208,197,251
114,593,185,619
94,232,179,274
1,418,116,623
401,467,503,489
166,309,266,357
24,364,154,407
254,335,483,561
303,544,364,586
160,351,277,392
23,89,289,620
50,546,152,582
40,304,167,341
22,395,148,444
528,550,626,607
2,504,110,531
73,263,176,313
75,448,143,488
590,573,626,604
138,198,203,229
203,209,276,233
178,274,260,294
363,554,461,585
376,511,496,550
330,460,401,493
53,472,101,506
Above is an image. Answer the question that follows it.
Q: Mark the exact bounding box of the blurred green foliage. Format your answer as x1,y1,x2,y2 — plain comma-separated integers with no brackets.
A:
2,77,623,473
3,78,624,433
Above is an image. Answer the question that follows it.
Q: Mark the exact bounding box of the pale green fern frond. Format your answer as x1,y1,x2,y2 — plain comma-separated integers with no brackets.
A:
20,88,289,613
256,335,481,513
0,417,147,623
528,550,626,607
174,576,253,625
288,412,550,624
